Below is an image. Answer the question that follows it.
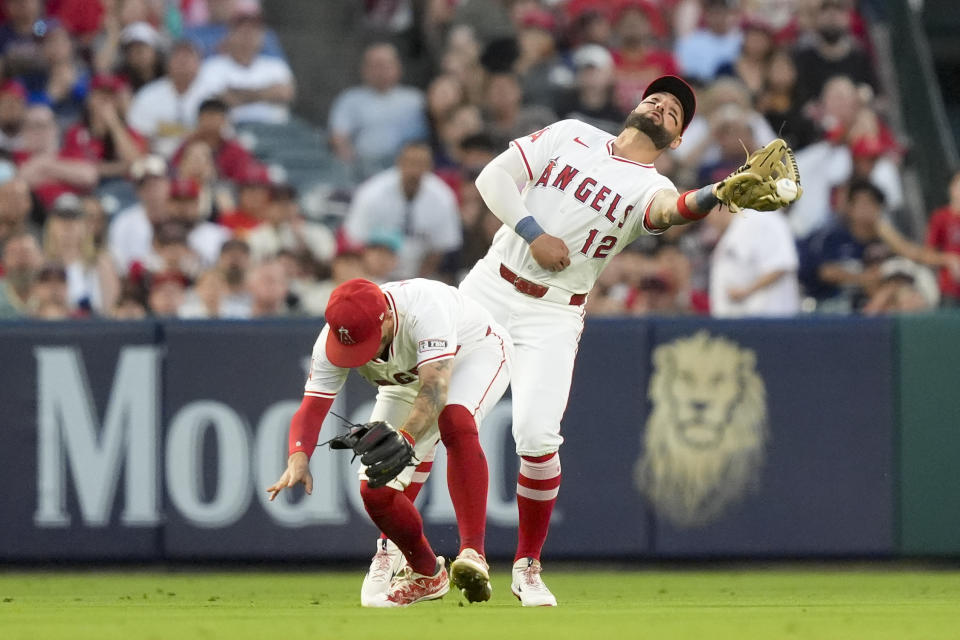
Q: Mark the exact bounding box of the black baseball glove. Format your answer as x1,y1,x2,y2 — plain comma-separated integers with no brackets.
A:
327,421,415,488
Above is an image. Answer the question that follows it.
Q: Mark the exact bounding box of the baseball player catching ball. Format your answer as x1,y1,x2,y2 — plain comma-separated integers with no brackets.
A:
267,277,512,607
454,75,800,606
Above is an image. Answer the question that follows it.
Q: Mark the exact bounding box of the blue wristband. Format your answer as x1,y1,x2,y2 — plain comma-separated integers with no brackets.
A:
695,185,720,212
515,216,546,244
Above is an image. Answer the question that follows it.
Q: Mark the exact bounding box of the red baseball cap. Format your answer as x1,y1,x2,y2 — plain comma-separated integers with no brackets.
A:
324,278,388,367
170,177,200,200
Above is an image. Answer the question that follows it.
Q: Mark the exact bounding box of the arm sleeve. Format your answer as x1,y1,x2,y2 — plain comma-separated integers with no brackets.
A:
288,395,334,458
475,145,536,229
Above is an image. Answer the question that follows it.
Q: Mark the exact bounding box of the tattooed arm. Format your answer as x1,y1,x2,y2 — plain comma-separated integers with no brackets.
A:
402,359,453,441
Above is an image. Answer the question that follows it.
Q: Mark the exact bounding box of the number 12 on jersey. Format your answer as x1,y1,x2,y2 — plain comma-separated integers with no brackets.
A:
580,229,617,258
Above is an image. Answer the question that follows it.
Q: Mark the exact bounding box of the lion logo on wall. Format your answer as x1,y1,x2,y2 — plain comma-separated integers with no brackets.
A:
635,331,768,528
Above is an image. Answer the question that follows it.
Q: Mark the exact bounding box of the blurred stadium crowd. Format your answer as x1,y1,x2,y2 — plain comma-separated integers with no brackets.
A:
1,0,959,321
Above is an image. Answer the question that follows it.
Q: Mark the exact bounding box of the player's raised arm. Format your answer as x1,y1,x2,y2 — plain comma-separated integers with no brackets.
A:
475,146,570,272
647,138,804,230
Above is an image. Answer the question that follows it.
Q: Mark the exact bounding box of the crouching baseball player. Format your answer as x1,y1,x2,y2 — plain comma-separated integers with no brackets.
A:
267,277,512,607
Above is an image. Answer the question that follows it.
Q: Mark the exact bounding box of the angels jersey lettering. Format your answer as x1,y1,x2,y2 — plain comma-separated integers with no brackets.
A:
304,279,495,397
489,119,677,295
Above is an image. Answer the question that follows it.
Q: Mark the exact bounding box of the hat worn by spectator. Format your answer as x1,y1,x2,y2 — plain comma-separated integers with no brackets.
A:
237,165,272,188
324,278,388,367
879,257,940,308
572,44,614,71
121,22,163,48
131,155,168,183
366,229,403,254
170,177,201,200
613,0,667,39
90,74,128,93
519,7,557,33
0,79,27,101
50,193,84,219
643,75,697,134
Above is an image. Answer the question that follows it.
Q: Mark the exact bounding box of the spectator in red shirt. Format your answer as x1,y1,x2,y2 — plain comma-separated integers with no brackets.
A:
62,74,148,181
47,0,105,42
925,171,960,306
610,0,678,115
14,104,98,210
218,165,272,236
171,97,266,184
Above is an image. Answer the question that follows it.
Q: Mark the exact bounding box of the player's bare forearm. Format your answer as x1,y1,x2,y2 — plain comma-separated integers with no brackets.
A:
403,359,452,441
647,184,720,230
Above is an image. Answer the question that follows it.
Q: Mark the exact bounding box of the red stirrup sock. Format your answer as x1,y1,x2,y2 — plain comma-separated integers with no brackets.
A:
377,456,433,542
515,452,561,562
438,404,488,556
360,481,437,576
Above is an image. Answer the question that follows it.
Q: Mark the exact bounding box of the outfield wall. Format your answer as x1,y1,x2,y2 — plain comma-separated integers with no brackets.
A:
0,316,955,561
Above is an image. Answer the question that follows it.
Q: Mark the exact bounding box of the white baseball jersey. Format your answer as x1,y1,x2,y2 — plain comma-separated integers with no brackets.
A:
491,118,677,295
304,279,498,398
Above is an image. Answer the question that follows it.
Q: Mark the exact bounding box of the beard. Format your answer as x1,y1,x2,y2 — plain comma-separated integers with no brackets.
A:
224,264,246,287
624,111,675,150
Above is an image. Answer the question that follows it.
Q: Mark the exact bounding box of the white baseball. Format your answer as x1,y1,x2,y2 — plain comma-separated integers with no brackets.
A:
776,178,798,202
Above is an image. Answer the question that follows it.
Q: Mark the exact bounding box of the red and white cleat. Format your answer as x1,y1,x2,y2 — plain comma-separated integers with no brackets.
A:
511,557,558,607
450,548,492,603
360,538,404,608
383,557,449,607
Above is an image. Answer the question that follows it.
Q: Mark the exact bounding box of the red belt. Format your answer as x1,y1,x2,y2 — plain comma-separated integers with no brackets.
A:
499,263,587,306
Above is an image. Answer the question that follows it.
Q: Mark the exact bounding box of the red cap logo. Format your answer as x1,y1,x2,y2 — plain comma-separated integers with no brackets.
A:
324,279,388,367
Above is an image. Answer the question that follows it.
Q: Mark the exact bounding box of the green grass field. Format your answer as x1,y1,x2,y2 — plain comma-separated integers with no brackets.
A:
2,566,959,640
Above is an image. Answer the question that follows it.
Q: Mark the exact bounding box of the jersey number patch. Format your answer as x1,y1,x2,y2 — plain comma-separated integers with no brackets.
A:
580,229,618,259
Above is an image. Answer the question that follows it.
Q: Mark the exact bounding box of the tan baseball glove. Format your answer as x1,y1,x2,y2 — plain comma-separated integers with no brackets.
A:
715,138,803,213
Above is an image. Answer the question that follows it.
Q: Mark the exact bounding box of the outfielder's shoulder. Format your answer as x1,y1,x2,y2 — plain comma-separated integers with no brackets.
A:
552,118,605,138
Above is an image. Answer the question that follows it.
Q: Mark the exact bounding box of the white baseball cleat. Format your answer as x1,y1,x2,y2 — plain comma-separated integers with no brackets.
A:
511,557,558,607
450,548,492,603
383,557,449,607
360,538,404,607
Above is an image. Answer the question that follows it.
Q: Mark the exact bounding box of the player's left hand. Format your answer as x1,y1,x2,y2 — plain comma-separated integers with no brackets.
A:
530,233,571,272
328,421,415,488
266,451,313,501
716,138,802,213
